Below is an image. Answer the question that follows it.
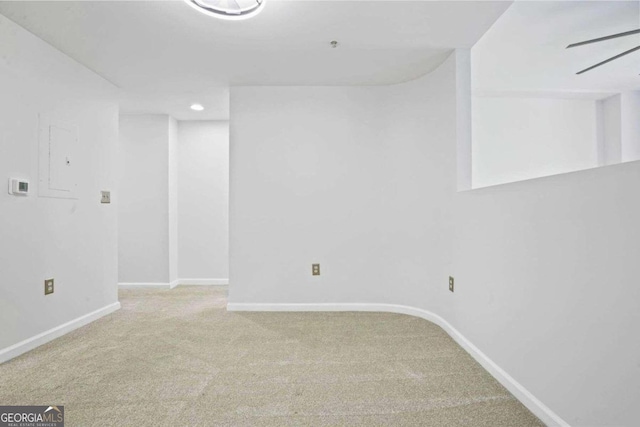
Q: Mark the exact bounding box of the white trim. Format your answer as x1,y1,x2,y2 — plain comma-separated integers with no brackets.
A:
178,278,229,286
118,279,228,289
0,302,121,365
226,302,569,427
118,282,173,289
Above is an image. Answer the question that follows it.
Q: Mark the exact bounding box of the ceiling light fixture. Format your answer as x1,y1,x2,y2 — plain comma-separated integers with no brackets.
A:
184,0,266,21
190,104,205,111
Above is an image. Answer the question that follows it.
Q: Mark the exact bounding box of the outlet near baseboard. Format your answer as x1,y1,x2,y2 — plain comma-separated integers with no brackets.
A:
449,276,454,293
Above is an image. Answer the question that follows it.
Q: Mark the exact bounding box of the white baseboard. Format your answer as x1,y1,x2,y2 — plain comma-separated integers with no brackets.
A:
179,278,228,286
118,282,173,289
226,302,569,427
119,279,228,289
0,302,121,365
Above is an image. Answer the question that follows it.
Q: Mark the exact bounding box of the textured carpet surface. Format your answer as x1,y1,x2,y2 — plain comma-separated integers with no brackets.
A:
0,286,543,426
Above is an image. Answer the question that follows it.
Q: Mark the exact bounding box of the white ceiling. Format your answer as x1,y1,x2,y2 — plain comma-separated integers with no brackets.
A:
0,0,511,120
472,1,640,96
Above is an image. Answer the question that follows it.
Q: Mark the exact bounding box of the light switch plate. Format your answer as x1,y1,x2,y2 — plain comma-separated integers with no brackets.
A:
101,191,111,204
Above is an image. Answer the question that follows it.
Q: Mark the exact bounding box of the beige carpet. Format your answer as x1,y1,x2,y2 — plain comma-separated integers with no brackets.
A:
0,286,543,426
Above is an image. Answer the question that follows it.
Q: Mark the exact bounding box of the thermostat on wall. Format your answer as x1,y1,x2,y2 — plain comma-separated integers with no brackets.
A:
8,178,29,195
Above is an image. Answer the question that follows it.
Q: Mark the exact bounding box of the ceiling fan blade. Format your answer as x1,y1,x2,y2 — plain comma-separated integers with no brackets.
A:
576,45,640,74
567,29,640,48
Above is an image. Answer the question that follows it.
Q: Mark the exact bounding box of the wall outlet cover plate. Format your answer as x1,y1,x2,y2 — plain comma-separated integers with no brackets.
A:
449,276,454,292
45,278,54,295
101,191,111,204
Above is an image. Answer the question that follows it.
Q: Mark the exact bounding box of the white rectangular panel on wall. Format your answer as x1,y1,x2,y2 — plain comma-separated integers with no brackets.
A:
38,114,79,199
49,125,75,191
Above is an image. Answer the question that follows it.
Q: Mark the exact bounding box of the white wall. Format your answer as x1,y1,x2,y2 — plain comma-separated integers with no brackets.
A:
229,49,640,425
168,117,178,283
597,95,622,166
229,52,458,310
456,50,473,191
0,15,119,351
177,121,229,281
452,162,640,426
621,91,640,162
119,117,229,285
118,115,173,284
472,97,599,188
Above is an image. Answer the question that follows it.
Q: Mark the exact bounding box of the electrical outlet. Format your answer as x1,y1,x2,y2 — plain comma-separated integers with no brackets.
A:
449,276,454,293
101,191,111,204
312,264,320,276
45,278,54,295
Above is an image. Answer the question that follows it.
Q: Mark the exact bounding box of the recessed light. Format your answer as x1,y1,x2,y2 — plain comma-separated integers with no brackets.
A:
184,0,266,21
190,104,204,111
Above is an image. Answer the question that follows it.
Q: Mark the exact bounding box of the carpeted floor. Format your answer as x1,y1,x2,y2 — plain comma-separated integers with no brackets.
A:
0,286,543,426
